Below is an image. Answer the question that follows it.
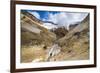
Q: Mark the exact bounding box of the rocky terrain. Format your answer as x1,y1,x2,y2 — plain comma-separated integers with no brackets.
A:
52,14,90,61
21,11,89,63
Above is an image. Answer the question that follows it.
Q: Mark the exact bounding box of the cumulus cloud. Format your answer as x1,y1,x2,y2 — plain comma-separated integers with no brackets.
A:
28,11,40,19
42,12,88,29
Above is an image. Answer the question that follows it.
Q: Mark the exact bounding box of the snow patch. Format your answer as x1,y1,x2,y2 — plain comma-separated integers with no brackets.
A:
42,23,58,29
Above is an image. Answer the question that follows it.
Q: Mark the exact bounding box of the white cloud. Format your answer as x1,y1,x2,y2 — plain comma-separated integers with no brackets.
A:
28,11,40,19
43,12,88,29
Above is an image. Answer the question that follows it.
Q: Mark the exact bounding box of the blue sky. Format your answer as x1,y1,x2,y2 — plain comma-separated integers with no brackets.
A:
21,10,88,29
26,10,60,20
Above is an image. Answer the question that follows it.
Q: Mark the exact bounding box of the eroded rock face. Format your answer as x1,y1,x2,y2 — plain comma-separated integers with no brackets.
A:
21,11,56,47
51,27,68,39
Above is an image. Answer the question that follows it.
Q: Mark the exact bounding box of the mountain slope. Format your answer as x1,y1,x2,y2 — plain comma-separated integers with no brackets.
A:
21,11,57,62
53,14,90,61
21,11,56,46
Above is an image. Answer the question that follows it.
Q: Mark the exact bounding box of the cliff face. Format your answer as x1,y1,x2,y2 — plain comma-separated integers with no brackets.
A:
51,27,68,39
21,11,56,47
